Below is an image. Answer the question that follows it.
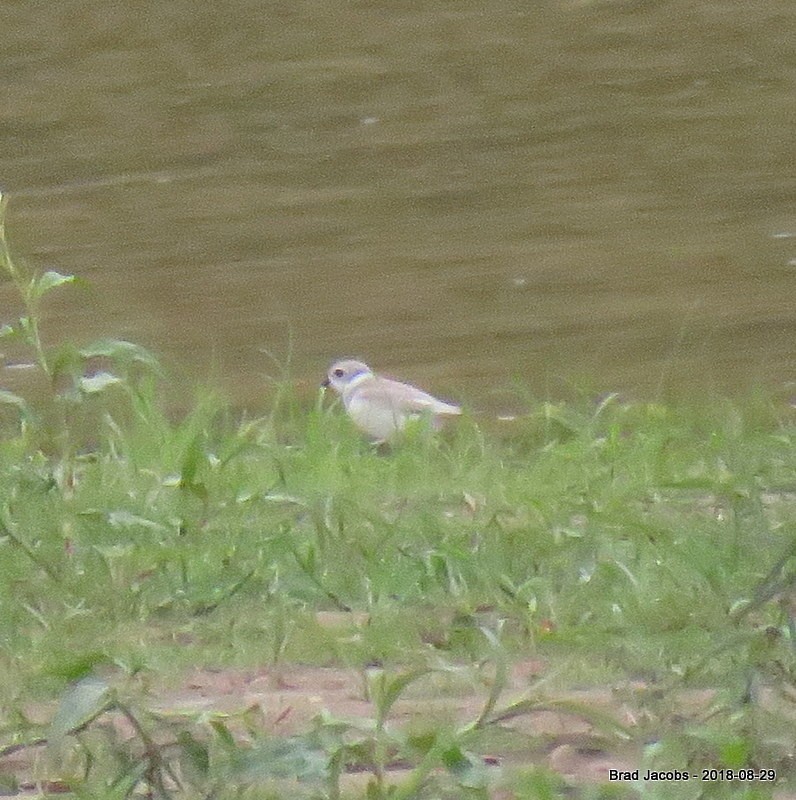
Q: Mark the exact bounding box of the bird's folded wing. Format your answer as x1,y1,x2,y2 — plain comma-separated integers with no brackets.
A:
354,378,461,415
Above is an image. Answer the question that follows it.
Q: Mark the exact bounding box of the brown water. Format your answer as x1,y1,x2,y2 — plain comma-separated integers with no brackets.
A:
2,0,794,410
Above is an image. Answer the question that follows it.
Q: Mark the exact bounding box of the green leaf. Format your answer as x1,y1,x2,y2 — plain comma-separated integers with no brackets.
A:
442,744,490,789
177,730,210,781
47,343,84,380
227,737,328,784
107,510,168,533
107,761,149,800
179,432,206,488
720,737,751,769
29,270,75,301
49,676,112,745
79,371,122,394
80,338,162,373
371,668,431,726
211,718,237,749
489,697,632,740
0,390,29,413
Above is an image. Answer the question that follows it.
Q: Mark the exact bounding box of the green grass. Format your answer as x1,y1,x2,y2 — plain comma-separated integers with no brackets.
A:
0,193,794,798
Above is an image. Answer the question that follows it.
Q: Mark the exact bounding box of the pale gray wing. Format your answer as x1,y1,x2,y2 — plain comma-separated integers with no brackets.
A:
364,378,461,416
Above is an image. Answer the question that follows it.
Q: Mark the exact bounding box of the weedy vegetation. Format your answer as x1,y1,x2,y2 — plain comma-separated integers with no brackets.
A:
0,193,794,799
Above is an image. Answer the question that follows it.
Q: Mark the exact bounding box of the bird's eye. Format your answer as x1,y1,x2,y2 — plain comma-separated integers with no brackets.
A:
333,368,345,378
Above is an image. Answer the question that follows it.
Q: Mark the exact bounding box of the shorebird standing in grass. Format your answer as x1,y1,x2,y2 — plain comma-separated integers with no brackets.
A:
322,359,461,442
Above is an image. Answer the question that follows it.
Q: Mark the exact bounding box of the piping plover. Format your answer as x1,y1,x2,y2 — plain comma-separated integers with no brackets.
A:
322,359,461,441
